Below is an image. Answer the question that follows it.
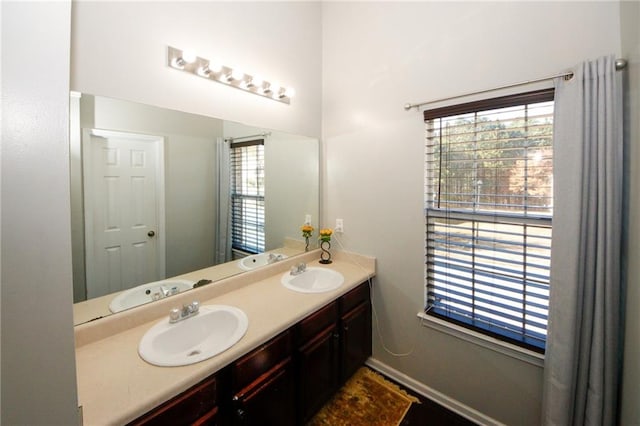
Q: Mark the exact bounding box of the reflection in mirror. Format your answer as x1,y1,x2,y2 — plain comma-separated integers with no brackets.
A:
70,93,319,325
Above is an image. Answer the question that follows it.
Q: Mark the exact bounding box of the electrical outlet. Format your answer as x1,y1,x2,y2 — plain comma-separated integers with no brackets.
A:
335,218,344,233
305,214,312,225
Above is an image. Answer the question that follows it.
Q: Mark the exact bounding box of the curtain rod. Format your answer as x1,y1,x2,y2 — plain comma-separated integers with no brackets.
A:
225,132,271,143
404,58,628,111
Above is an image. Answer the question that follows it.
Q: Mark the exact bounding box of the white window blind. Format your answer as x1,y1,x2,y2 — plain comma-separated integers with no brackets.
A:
424,89,554,352
230,139,265,254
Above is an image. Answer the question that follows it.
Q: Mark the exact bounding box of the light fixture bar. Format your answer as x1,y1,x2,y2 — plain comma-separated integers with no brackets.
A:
167,46,293,105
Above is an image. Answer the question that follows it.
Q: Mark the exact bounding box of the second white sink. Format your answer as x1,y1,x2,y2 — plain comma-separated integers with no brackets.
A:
281,267,344,293
238,252,288,271
109,279,194,313
138,305,248,367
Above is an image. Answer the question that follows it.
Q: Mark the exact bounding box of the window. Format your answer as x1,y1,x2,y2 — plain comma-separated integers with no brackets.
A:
230,139,265,254
424,89,554,353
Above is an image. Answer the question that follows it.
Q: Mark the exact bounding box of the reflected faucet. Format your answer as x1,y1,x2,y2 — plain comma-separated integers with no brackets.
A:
268,253,284,264
150,285,180,301
290,262,307,276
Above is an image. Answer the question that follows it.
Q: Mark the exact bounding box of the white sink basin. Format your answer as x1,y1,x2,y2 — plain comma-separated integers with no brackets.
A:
238,252,288,271
109,279,194,313
281,267,344,293
138,305,249,367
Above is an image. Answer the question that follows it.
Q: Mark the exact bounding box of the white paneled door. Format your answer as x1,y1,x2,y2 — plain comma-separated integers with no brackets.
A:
83,129,165,299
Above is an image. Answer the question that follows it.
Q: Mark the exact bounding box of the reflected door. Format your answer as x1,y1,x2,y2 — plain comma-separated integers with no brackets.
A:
83,129,164,299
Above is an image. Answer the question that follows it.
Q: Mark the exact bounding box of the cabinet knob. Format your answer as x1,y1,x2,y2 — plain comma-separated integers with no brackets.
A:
237,408,246,422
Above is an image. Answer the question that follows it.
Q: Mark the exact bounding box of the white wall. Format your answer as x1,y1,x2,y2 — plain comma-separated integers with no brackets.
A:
322,2,622,424
620,1,640,424
1,1,79,424
70,1,322,139
265,132,319,250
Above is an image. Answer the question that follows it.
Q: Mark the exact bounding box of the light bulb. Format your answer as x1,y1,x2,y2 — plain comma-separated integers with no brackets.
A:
284,87,296,98
182,50,197,63
231,69,245,81
268,82,280,96
248,74,263,89
197,66,211,77
170,57,185,69
210,62,222,73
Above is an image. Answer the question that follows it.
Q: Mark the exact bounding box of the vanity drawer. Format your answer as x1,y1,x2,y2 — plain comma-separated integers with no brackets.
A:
232,329,292,393
297,301,338,344
128,375,217,425
340,282,370,314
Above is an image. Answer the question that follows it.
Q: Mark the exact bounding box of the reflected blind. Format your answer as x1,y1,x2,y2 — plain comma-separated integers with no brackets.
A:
230,139,265,254
424,89,554,352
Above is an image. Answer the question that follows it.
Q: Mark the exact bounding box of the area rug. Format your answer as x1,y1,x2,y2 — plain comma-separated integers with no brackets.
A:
308,367,420,426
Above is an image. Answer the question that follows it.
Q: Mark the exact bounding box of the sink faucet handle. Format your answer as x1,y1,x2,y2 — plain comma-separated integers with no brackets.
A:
169,308,180,322
190,301,200,314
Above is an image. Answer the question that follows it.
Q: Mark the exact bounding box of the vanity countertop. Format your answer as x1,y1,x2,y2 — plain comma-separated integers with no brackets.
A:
75,250,375,426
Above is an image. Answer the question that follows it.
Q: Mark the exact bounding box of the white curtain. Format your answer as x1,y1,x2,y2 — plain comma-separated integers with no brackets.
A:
542,55,624,425
214,137,232,264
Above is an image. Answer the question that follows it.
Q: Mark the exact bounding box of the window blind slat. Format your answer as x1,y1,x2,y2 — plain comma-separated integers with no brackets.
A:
230,139,265,254
424,90,553,353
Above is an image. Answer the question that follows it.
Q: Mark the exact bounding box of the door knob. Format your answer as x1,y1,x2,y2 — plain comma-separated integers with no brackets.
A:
148,230,155,237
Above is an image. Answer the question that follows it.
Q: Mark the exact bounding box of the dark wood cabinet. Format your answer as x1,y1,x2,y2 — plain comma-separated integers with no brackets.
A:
296,302,340,423
340,300,371,383
231,331,295,426
342,283,372,383
131,281,372,426
296,282,372,422
127,375,219,426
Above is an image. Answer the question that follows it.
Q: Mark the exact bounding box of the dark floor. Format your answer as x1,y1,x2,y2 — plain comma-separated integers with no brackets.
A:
378,373,477,426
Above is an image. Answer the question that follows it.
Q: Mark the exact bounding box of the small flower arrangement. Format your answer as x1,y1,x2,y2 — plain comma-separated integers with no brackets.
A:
301,224,314,238
319,228,333,242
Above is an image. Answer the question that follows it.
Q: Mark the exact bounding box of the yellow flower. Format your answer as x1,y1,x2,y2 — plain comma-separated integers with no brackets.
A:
319,228,333,242
301,224,314,238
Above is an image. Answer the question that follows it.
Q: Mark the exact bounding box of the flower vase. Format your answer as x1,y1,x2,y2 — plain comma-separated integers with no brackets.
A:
305,237,310,252
319,240,332,264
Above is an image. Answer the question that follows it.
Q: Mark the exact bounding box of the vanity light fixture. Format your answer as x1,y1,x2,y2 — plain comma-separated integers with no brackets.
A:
167,46,294,105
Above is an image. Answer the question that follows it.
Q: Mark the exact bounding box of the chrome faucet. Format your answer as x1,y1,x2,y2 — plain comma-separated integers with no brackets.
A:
169,301,200,323
161,285,179,297
267,253,284,264
290,262,307,276
150,285,180,301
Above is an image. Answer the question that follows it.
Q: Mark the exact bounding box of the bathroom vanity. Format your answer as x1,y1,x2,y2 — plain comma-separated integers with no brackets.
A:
129,282,370,425
74,250,374,425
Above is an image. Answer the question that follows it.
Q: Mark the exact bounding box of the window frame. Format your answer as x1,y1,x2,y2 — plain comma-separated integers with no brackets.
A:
230,139,265,255
423,89,554,354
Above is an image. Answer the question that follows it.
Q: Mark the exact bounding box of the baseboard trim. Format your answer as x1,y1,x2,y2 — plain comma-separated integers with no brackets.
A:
365,358,505,426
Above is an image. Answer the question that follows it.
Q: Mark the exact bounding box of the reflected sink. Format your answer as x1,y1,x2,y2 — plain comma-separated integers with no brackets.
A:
238,252,288,271
109,279,194,313
138,305,249,367
281,267,344,293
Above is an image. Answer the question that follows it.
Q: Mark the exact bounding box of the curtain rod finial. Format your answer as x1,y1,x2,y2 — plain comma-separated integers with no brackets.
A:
404,103,415,111
615,58,627,71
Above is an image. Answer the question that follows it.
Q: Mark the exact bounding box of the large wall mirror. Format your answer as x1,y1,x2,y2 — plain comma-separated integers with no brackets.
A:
71,93,319,325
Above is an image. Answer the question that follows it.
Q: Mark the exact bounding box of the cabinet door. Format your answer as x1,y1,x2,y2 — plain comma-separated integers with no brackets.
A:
298,324,340,423
192,407,219,426
341,302,372,383
232,358,295,426
128,375,218,426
